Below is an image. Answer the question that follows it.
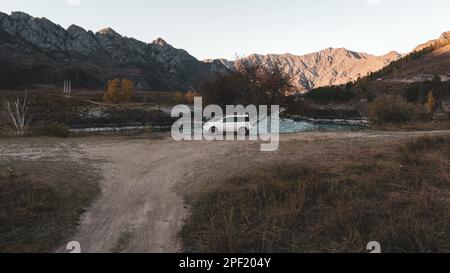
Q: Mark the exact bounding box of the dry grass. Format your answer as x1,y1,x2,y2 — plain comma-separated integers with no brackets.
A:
182,135,450,253
374,120,450,131
0,159,100,253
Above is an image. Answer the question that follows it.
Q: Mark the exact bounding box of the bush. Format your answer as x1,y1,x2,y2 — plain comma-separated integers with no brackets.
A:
404,85,422,103
304,86,355,103
32,124,71,138
368,96,415,124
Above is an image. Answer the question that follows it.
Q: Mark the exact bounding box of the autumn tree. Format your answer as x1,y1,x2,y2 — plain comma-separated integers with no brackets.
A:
427,91,436,113
120,79,135,102
173,92,185,104
103,79,135,104
103,79,121,103
184,90,200,105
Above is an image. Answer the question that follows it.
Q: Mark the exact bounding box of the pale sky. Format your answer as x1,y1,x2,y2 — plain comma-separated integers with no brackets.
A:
0,0,449,60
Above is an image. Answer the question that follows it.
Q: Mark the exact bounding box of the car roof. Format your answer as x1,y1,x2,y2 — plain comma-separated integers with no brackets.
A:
223,115,250,118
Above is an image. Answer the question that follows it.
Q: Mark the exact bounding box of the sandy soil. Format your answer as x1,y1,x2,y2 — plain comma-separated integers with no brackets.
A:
1,129,449,253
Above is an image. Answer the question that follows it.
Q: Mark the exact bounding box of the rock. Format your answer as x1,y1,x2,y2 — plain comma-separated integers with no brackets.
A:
66,25,101,55
1,12,67,51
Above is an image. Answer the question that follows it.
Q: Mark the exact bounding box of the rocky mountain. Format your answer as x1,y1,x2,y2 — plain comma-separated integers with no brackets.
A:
0,11,401,92
215,49,402,93
0,11,222,90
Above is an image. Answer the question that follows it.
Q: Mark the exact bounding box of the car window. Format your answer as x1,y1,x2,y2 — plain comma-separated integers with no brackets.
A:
236,116,249,122
225,117,234,123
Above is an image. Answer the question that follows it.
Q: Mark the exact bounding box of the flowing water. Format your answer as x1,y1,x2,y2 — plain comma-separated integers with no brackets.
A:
72,119,366,134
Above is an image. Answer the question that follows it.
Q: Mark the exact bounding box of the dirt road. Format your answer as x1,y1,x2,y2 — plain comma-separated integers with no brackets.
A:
1,130,449,253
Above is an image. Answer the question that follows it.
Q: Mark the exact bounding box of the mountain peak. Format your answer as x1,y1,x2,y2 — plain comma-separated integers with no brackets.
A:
10,11,32,21
67,24,86,33
439,31,450,41
151,37,169,47
383,50,402,58
97,27,121,37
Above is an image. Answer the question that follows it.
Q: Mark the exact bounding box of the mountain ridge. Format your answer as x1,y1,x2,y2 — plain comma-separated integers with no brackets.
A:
0,10,443,93
0,11,219,91
213,47,402,93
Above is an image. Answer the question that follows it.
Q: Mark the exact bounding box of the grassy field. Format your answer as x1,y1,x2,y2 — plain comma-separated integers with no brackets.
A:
0,159,100,253
182,135,450,253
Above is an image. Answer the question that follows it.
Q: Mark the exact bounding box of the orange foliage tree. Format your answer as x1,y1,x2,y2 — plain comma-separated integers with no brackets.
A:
173,92,185,104
103,79,120,103
103,79,135,104
184,90,200,105
426,91,436,114
120,79,135,102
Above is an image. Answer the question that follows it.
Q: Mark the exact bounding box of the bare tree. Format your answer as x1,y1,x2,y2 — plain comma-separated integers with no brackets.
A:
199,57,293,107
1,93,32,136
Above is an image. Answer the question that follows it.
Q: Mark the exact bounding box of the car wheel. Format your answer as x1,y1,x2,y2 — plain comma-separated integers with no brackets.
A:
238,127,249,136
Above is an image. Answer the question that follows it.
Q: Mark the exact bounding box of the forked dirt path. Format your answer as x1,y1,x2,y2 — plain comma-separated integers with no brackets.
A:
68,138,218,253
1,130,450,253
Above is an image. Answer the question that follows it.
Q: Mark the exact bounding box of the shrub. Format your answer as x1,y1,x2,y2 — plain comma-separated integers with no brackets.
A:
0,93,32,136
368,95,415,124
432,75,442,83
404,85,421,103
304,86,355,103
32,124,71,138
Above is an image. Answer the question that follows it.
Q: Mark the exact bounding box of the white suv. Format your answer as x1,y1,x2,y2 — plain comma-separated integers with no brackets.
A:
203,115,255,135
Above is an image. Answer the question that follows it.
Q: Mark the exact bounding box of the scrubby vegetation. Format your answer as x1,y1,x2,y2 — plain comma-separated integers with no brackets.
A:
303,86,355,104
31,123,71,138
368,95,416,124
403,81,450,104
0,160,100,252
182,135,450,253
